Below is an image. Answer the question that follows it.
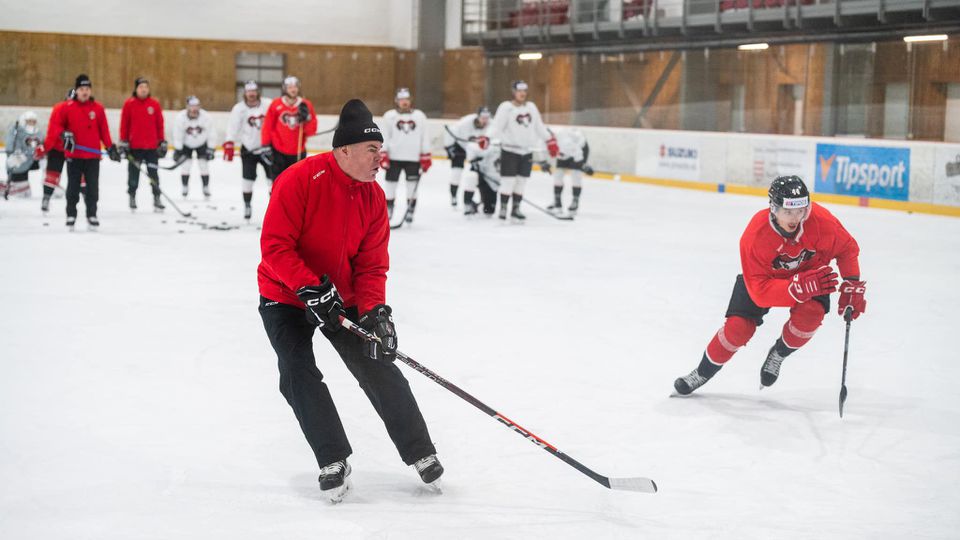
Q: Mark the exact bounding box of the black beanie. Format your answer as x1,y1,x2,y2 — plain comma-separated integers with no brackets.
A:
332,99,383,148
75,74,92,89
132,77,149,96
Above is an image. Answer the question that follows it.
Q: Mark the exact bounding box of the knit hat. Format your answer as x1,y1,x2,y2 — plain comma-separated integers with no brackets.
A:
132,76,149,96
75,74,92,89
332,99,383,148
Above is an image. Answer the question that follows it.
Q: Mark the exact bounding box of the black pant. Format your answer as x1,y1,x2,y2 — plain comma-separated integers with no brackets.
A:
272,149,305,179
259,297,436,468
476,172,498,214
500,150,533,177
725,274,830,326
385,161,420,183
66,158,100,218
446,144,466,169
127,148,160,196
241,146,274,180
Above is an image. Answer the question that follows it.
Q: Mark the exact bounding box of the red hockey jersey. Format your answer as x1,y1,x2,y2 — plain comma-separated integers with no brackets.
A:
261,96,318,156
740,203,860,308
120,96,165,149
258,151,389,313
45,100,70,152
44,98,113,160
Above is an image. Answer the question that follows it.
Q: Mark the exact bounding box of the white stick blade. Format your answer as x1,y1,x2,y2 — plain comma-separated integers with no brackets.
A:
608,477,658,493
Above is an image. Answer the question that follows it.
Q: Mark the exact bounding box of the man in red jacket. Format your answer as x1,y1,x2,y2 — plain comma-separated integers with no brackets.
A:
42,74,120,230
260,75,317,179
120,77,167,211
674,176,867,395
258,99,441,503
40,87,75,214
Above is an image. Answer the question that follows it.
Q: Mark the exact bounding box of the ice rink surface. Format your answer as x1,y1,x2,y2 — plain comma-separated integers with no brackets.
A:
2,157,959,539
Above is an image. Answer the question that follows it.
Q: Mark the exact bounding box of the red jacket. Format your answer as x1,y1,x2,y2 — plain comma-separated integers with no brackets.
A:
46,100,70,152
740,202,860,308
120,96,165,149
44,98,113,160
258,151,389,313
261,96,317,156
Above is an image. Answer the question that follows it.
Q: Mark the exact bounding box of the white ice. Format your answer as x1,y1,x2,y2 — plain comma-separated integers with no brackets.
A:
1,157,959,539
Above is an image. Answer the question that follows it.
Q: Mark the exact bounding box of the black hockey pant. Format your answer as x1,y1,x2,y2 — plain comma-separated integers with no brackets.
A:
65,158,100,218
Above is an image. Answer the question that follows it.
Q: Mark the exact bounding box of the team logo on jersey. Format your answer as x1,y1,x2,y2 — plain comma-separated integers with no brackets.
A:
88,111,96,120
147,106,155,115
247,114,265,129
772,249,816,271
186,126,205,136
280,111,301,129
396,119,416,134
515,113,532,126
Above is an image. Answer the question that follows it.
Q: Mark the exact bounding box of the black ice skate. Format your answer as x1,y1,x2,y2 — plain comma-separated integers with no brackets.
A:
203,185,211,199
510,204,526,222
153,195,166,213
760,339,793,388
498,204,508,220
413,454,444,487
318,459,351,503
450,193,458,208
464,200,478,216
66,216,77,231
405,200,417,223
673,354,722,396
87,216,100,231
244,204,252,220
41,194,51,213
568,198,580,214
181,184,188,198
547,202,563,214
129,194,137,211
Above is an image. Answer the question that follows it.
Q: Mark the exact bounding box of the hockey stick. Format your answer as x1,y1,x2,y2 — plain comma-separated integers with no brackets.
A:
338,317,658,493
839,307,853,418
389,174,422,230
481,172,574,221
125,155,193,218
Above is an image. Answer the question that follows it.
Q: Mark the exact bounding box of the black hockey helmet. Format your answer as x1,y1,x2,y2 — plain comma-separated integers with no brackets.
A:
769,175,810,210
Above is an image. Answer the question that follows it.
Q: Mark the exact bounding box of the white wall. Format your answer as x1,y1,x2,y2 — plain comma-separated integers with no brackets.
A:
1,0,417,49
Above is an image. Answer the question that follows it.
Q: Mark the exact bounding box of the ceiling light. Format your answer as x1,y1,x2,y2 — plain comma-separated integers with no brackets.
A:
738,43,769,51
903,34,948,43
518,52,543,61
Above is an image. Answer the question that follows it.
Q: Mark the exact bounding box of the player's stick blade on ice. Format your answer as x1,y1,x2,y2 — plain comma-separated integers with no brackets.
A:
606,476,658,493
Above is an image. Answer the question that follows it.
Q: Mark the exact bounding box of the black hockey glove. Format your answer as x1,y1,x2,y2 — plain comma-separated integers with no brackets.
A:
173,148,186,162
297,102,311,123
581,164,594,176
117,140,130,159
296,275,345,330
358,304,397,363
61,131,75,153
157,140,168,158
107,144,122,162
204,146,216,160
254,146,274,167
538,161,552,174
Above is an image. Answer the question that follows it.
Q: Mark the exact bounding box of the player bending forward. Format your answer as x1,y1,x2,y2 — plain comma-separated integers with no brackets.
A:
4,111,44,199
674,176,867,395
224,80,273,220
487,80,558,222
381,88,431,223
173,96,215,199
548,128,592,215
258,99,442,504
443,106,490,208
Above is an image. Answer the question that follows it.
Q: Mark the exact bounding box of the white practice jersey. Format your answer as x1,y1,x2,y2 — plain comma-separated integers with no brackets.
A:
174,109,214,150
382,108,430,162
488,100,551,155
556,129,587,163
226,99,269,151
443,113,487,148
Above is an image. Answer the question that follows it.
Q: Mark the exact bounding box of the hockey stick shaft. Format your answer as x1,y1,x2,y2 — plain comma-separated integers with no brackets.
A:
481,173,574,221
125,155,192,218
338,317,656,493
839,307,853,418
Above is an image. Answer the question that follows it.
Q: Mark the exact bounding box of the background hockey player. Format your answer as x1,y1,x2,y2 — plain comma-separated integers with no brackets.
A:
674,176,867,396
548,128,592,215
120,77,167,211
225,80,273,220
464,144,503,217
261,75,316,178
173,96,215,199
443,106,490,208
4,111,44,199
40,88,75,213
41,74,121,230
487,80,558,221
258,99,442,503
381,88,431,223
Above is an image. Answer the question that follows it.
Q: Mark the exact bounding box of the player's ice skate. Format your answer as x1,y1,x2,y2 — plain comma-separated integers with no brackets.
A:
318,460,351,504
413,454,444,493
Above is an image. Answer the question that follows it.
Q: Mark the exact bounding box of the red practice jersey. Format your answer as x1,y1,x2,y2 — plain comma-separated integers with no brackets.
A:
258,151,389,313
261,96,318,156
740,203,860,308
120,96,165,149
44,98,114,160
45,100,70,152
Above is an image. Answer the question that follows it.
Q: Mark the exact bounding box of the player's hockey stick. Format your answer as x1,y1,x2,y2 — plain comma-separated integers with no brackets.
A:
124,154,193,218
338,316,658,493
839,307,853,418
480,173,574,221
389,177,421,230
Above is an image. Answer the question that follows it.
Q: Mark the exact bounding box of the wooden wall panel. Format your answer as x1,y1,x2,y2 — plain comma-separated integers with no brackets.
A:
442,48,485,118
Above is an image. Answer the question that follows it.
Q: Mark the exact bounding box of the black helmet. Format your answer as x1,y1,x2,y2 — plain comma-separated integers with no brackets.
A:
769,176,809,210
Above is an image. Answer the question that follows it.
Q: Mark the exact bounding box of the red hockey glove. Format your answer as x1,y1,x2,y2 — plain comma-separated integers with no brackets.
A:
420,153,432,173
838,279,867,320
379,152,390,170
33,144,46,161
546,137,559,158
787,265,839,303
223,141,235,162
476,135,490,150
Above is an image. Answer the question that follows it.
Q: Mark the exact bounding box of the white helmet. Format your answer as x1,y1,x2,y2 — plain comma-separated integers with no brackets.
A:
283,75,300,93
18,111,38,134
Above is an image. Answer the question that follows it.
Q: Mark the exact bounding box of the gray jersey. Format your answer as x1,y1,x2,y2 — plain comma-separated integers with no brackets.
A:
5,118,44,174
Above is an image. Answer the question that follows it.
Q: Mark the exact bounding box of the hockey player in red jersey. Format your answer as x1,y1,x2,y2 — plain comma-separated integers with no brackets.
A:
261,75,317,178
40,88,76,213
674,176,867,395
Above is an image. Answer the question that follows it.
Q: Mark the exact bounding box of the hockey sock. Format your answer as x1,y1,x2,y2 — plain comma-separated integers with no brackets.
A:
450,184,458,199
181,175,189,187
201,175,210,187
553,185,563,206
44,170,61,190
572,186,582,199
43,185,55,197
243,192,253,204
511,193,523,209
695,353,723,379
499,193,510,210
705,316,758,365
463,190,475,205
781,301,825,349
